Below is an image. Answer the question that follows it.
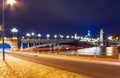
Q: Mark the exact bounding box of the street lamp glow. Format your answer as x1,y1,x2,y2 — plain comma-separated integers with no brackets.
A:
59,34,64,39
38,34,41,37
46,34,50,39
7,0,16,5
71,36,74,39
31,32,35,36
11,27,18,33
22,36,24,39
108,36,112,40
26,33,31,37
11,27,18,37
66,35,70,39
54,35,57,39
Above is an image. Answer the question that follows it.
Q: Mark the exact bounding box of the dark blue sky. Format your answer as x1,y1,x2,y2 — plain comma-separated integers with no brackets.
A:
0,0,120,38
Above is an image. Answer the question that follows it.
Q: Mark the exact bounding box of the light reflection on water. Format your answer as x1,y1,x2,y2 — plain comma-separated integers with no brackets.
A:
67,47,119,56
106,47,113,56
0,48,11,52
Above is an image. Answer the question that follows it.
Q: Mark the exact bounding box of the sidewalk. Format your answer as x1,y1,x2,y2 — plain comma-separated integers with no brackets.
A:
0,53,92,78
17,51,120,66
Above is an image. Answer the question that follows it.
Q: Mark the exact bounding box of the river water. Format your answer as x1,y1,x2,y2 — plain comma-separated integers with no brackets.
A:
0,46,120,57
65,46,120,57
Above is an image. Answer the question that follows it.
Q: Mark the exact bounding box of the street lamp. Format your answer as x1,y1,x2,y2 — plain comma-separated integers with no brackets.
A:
108,36,113,41
66,35,70,39
2,0,16,60
54,35,57,40
31,32,35,47
46,34,50,39
7,0,16,5
26,33,31,47
37,33,41,45
26,33,31,37
31,32,35,37
11,27,18,36
21,36,24,51
59,34,64,39
38,33,41,39
71,36,74,39
22,36,24,39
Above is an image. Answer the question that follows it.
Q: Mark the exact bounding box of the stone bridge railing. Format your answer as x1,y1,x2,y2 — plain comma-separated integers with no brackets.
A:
21,39,74,44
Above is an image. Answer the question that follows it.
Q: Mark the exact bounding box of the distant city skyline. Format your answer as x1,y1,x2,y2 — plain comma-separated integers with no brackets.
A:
0,0,120,38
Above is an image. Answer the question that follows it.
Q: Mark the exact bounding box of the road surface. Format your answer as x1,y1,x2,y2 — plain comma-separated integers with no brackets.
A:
7,52,120,78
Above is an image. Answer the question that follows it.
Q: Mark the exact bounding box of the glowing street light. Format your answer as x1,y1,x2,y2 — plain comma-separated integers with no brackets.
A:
66,35,70,39
22,36,24,39
2,0,17,60
71,36,74,39
108,36,113,41
31,32,36,47
54,35,57,39
26,33,31,48
31,32,35,36
59,34,64,39
11,27,18,32
11,27,18,36
38,33,41,38
26,33,31,37
46,34,50,39
7,0,16,5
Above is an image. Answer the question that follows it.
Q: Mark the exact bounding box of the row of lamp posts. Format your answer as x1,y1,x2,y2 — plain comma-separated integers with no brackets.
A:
24,34,74,40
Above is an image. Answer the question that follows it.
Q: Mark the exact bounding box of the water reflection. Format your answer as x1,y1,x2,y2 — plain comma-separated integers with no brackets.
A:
0,48,11,52
66,47,119,56
106,47,113,56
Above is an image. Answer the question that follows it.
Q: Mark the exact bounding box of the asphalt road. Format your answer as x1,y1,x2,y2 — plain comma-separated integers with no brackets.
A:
7,52,120,78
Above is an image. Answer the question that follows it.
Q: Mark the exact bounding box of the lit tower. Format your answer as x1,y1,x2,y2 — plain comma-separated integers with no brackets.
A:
87,30,91,37
100,28,104,46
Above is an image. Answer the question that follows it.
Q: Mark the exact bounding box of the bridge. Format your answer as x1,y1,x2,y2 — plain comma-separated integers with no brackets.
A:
21,39,74,44
0,36,75,52
0,36,99,52
20,39,75,51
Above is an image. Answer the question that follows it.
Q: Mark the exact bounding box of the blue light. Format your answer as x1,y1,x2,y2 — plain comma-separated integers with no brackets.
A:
87,30,91,37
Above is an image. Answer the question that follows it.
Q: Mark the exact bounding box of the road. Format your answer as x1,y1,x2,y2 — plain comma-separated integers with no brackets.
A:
7,52,120,78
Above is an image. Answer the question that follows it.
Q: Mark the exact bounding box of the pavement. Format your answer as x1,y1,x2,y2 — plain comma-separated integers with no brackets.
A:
16,51,120,66
0,53,92,78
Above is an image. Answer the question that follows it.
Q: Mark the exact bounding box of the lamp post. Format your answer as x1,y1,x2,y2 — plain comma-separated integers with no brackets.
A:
20,36,24,51
54,35,57,40
2,0,16,60
2,0,5,60
11,27,18,37
38,33,41,45
31,32,35,47
66,35,70,40
26,33,31,48
59,34,64,39
46,34,50,40
38,33,41,39
71,36,74,40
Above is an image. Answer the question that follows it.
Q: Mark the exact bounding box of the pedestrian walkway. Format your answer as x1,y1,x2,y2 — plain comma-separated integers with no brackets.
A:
0,53,92,78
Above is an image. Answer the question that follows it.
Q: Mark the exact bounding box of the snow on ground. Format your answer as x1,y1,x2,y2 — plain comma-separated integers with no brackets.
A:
0,54,92,78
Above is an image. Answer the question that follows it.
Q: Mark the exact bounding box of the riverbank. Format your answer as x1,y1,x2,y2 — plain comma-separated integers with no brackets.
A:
17,51,120,65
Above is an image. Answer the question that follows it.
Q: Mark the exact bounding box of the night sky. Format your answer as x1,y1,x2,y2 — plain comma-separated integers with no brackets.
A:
0,0,120,38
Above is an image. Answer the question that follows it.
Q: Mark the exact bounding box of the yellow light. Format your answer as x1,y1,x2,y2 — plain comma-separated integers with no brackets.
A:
7,0,16,5
108,36,112,40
